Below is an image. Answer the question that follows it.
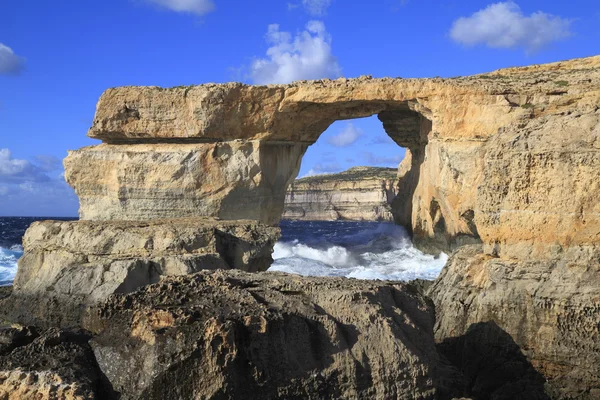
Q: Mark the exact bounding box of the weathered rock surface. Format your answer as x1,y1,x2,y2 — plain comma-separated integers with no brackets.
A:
436,321,550,400
70,56,600,255
5,218,279,327
428,245,600,399
9,55,600,399
283,166,398,221
0,326,109,400
82,269,459,400
65,142,306,225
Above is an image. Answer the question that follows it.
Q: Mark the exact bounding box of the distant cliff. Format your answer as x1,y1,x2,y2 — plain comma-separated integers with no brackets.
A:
283,166,398,221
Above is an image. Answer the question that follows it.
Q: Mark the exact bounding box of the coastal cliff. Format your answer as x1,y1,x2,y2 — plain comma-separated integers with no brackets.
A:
283,166,398,221
1,55,599,398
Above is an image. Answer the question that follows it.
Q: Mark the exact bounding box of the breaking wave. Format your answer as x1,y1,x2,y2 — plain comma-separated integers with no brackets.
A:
269,220,448,281
0,245,22,285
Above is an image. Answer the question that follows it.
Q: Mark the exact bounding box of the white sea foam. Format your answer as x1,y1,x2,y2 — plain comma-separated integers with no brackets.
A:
0,246,21,285
268,223,448,281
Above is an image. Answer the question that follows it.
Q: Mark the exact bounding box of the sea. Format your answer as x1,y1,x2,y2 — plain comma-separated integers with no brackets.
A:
271,220,447,281
0,217,447,286
0,217,77,286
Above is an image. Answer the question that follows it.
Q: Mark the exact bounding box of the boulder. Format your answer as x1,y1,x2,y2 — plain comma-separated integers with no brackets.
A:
3,219,279,328
83,270,461,400
428,245,600,399
0,326,111,400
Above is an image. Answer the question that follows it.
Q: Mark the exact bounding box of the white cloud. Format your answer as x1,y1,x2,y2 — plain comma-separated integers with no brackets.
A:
249,21,342,84
0,149,78,216
0,43,25,75
327,123,363,147
0,149,50,183
145,0,215,16
362,151,402,166
450,2,572,52
302,0,332,16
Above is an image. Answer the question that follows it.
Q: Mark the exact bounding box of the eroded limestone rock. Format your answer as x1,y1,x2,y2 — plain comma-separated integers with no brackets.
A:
69,55,600,255
0,327,109,400
9,55,599,399
5,219,279,327
428,245,600,399
283,166,398,221
65,141,306,225
83,270,460,400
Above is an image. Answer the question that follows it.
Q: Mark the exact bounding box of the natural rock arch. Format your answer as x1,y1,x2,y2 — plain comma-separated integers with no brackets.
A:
5,56,600,398
66,80,484,252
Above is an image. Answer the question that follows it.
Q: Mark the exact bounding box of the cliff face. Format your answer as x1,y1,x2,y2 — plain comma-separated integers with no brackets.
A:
2,56,599,398
282,166,398,221
64,55,600,254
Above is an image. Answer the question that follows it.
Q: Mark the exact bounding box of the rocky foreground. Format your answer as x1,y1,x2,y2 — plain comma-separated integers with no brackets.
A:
0,55,598,399
0,271,554,399
283,166,398,221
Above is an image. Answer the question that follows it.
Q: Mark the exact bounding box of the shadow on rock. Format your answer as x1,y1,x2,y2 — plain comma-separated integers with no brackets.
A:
82,270,453,399
0,325,119,399
437,321,550,400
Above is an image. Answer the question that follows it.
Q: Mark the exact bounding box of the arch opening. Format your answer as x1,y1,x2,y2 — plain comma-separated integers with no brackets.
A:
274,100,432,236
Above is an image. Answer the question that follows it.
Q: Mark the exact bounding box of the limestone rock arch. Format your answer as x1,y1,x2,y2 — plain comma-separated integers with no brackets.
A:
66,78,494,252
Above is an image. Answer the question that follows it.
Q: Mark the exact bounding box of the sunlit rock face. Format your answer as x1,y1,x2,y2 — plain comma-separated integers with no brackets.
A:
282,167,398,221
69,56,600,258
65,142,306,225
7,56,600,397
7,219,279,327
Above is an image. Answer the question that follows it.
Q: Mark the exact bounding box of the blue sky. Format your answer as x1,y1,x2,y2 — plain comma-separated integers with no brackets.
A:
0,0,598,216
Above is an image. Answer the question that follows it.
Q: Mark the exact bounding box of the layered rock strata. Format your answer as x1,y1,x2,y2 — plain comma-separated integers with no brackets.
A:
7,219,278,327
283,166,398,221
67,55,600,254
3,55,599,399
65,142,306,225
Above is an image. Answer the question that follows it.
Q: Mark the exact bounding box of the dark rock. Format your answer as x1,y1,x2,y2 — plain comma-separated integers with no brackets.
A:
83,269,460,400
0,326,115,399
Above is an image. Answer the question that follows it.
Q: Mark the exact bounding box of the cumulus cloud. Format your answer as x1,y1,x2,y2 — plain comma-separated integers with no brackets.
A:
0,149,78,216
0,43,25,75
0,149,50,184
362,151,403,166
450,2,572,52
327,123,363,147
144,0,215,16
249,21,342,84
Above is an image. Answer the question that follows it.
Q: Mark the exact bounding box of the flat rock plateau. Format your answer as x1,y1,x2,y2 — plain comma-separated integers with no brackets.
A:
0,55,598,399
283,166,398,221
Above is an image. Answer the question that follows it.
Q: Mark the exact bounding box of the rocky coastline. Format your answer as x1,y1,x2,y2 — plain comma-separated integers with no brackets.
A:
0,55,598,399
283,166,398,221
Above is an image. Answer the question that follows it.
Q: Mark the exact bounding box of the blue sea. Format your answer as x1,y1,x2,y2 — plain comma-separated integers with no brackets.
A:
0,217,446,285
270,220,447,281
0,217,77,285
